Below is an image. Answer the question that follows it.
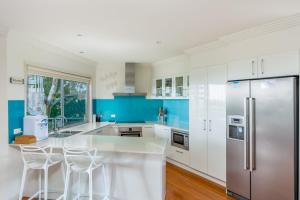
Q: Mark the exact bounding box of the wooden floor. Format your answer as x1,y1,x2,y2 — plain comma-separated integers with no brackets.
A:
166,162,234,200
24,162,234,200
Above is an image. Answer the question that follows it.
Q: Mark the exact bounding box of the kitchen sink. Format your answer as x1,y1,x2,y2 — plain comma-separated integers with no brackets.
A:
49,130,82,138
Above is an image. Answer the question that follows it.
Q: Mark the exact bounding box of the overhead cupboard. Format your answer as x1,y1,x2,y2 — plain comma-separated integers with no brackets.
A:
227,51,300,80
189,64,227,181
152,74,189,98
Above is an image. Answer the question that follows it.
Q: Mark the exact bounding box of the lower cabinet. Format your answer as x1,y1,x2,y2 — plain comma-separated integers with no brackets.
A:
168,146,190,165
142,125,155,138
154,125,190,165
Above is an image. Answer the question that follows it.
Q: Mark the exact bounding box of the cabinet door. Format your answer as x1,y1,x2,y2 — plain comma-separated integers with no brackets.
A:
155,79,163,97
258,51,299,78
164,77,173,97
142,125,155,138
189,67,208,173
227,58,257,80
207,65,227,181
175,76,184,97
168,146,190,165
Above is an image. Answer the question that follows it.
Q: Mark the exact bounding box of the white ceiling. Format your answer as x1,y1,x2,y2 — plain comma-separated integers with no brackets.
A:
1,0,300,63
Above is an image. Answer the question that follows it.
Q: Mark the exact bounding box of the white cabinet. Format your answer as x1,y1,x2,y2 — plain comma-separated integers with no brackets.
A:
206,66,226,181
257,51,299,78
168,146,190,165
189,64,226,181
227,57,257,80
142,125,155,138
228,51,299,81
189,67,208,173
152,74,189,98
154,125,190,165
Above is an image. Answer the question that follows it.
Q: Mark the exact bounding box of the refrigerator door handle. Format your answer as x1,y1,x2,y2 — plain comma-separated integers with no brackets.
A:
249,97,256,171
203,120,207,131
243,97,250,170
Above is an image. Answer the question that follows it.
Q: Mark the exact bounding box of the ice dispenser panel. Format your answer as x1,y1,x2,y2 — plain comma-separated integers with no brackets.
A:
228,115,244,140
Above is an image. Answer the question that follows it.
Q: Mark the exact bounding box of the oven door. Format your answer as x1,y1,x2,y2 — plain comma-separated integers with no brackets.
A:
172,131,187,150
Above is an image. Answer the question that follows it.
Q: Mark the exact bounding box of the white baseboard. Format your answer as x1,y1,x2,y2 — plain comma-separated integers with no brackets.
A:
167,158,226,187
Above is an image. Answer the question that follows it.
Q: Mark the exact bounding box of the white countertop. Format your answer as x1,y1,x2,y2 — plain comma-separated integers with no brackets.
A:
12,122,168,155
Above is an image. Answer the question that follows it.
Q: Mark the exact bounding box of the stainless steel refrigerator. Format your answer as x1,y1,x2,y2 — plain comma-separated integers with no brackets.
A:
226,76,298,200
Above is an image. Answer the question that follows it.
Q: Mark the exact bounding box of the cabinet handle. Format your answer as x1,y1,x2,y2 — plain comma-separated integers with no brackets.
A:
251,60,255,75
208,120,212,132
203,120,207,131
176,150,183,154
261,58,264,75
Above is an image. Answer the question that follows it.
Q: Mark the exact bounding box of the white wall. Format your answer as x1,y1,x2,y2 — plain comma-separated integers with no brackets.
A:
6,31,97,100
152,55,189,78
0,31,97,200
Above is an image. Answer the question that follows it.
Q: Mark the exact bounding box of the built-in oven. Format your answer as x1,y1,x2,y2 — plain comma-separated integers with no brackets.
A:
119,127,142,137
171,129,189,150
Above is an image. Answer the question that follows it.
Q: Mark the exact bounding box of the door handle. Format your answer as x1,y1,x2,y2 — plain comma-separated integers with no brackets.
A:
251,60,255,76
208,120,212,132
203,120,207,131
249,98,256,171
260,58,264,75
176,150,183,154
243,97,250,170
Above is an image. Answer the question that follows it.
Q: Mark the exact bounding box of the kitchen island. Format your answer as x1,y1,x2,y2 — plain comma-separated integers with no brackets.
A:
12,122,168,200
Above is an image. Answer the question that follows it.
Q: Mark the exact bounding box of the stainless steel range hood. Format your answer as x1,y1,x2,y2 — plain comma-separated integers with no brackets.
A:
113,63,147,96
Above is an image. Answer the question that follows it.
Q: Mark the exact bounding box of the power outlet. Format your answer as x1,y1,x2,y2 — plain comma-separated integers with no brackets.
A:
14,128,22,135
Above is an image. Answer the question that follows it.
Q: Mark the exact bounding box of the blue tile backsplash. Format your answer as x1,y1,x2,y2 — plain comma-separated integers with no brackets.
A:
93,96,163,122
93,97,189,128
8,100,25,144
163,99,189,128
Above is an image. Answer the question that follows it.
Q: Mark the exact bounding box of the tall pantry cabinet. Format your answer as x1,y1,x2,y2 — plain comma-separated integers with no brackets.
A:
189,64,227,181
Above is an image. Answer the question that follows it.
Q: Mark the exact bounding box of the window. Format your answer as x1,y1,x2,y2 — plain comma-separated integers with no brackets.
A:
26,68,89,132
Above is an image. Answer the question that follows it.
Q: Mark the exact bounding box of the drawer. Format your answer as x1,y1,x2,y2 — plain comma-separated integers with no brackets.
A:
168,146,190,165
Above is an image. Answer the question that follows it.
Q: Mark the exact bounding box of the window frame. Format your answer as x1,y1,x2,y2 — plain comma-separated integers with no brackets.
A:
25,65,92,132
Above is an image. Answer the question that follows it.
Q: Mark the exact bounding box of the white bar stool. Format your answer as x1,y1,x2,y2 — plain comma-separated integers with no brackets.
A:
19,145,64,200
62,146,108,200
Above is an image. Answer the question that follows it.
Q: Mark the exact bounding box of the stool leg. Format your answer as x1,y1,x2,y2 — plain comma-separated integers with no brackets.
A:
102,165,108,199
44,167,48,200
64,167,71,200
77,172,81,199
88,170,93,200
19,166,27,200
38,170,42,200
61,163,66,184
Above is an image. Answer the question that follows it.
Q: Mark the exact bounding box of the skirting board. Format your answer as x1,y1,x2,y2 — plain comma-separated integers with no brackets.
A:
167,158,226,187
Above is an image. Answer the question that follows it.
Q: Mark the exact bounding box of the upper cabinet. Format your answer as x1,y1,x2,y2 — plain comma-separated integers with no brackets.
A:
257,51,299,78
152,74,189,99
228,51,299,81
227,57,258,80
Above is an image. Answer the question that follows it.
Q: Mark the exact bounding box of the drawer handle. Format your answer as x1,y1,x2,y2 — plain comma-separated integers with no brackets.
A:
176,150,183,154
